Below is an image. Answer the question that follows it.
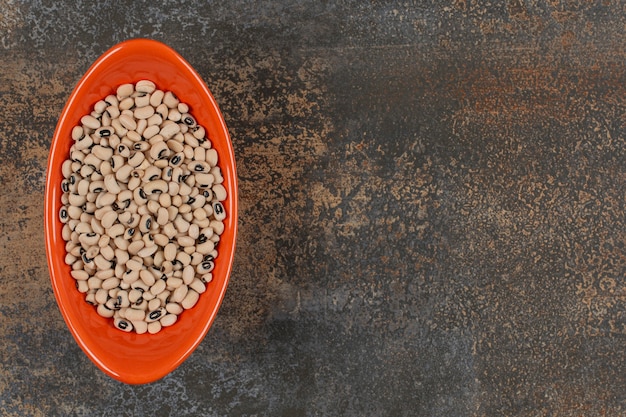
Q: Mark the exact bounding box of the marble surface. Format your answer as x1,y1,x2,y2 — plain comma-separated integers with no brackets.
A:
2,1,626,415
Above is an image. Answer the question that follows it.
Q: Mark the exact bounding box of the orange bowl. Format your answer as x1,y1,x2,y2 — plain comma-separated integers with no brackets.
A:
44,39,238,384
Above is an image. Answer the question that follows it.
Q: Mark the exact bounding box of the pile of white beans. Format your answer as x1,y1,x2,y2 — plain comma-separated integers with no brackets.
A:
59,80,227,334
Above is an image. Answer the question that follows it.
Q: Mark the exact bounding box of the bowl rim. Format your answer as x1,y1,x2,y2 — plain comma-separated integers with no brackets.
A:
44,38,238,384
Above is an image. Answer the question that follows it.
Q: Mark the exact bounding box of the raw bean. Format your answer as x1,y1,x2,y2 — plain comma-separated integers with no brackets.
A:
117,83,134,99
170,284,188,303
136,80,156,94
150,89,164,107
146,307,165,322
189,278,206,294
160,314,177,327
81,115,100,130
133,320,148,334
181,289,200,309
125,308,146,322
61,80,227,334
147,321,162,334
166,303,183,315
97,304,115,318
163,91,179,108
134,106,155,120
212,184,227,201
114,317,133,332
150,279,166,296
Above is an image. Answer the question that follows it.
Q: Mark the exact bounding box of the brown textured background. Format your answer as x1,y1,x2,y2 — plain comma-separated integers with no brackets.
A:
1,1,626,416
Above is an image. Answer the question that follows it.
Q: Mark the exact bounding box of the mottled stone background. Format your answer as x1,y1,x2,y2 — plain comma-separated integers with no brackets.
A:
1,0,626,415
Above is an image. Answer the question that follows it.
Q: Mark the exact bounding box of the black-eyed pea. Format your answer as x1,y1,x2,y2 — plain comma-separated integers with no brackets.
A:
147,321,162,334
132,187,148,205
210,220,225,235
137,244,158,258
160,314,177,327
144,179,168,195
212,202,226,221
127,151,144,168
106,223,126,239
127,239,145,256
104,174,121,195
160,121,180,139
93,254,111,270
76,178,90,196
193,147,205,163
197,260,214,274
126,258,143,271
176,251,191,267
134,92,151,108
187,223,200,240
81,114,100,130
131,280,149,293
138,214,152,234
181,289,200,309
122,269,139,285
166,302,183,315
167,138,184,153
70,269,90,281
163,242,177,262
97,304,115,318
119,97,135,111
176,235,195,248
212,184,227,201
101,276,120,290
146,306,165,322
192,125,206,140
139,269,156,286
116,83,134,99
167,107,181,121
114,248,130,265
188,160,209,173
95,192,116,209
68,193,86,207
79,232,100,247
59,206,70,223
147,113,163,127
163,91,179,108
91,217,105,235
205,148,218,167
149,89,164,107
200,273,213,284
120,224,134,240
194,173,213,189
87,277,102,290
128,288,143,304
133,141,150,152
196,240,215,255
94,288,108,305
209,166,224,184
193,207,208,222
132,320,148,334
100,245,115,262
125,307,146,322
97,234,110,248
170,284,188,304
114,317,133,332
114,164,133,182
166,277,183,290
136,80,156,94
150,279,166,296
189,278,207,294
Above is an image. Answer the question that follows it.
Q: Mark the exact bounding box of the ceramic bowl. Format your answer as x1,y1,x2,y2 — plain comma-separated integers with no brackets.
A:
44,38,237,384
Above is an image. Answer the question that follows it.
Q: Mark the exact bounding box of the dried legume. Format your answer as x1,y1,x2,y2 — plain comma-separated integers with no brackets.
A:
60,80,227,334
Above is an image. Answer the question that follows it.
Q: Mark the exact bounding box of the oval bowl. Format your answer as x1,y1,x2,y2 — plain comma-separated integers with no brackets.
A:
44,39,237,384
